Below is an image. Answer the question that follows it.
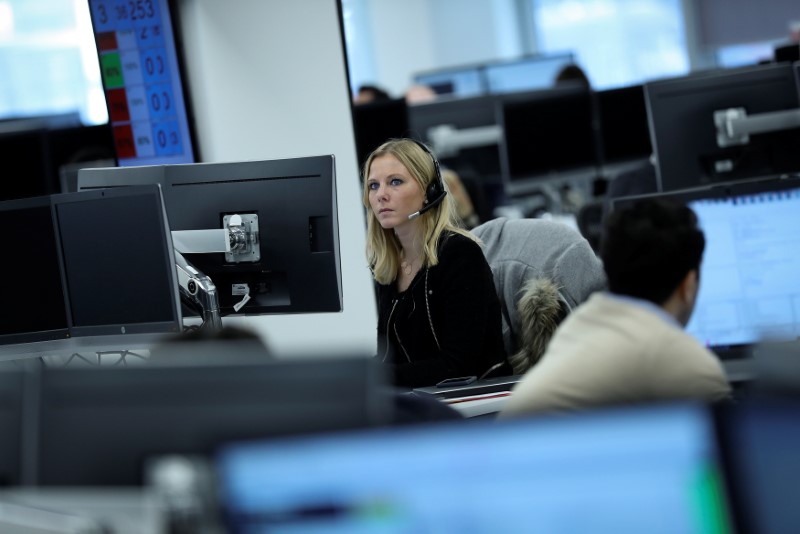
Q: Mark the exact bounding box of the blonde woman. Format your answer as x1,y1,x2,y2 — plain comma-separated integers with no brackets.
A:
363,138,509,388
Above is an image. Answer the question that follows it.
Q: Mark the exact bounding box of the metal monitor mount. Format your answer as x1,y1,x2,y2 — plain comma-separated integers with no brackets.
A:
715,107,800,147
427,124,503,158
171,214,259,331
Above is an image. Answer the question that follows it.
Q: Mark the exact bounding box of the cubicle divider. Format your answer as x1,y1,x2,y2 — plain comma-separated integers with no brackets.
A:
0,353,389,488
2,354,799,533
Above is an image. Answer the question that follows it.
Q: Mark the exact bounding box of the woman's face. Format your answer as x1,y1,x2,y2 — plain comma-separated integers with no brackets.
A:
367,154,425,230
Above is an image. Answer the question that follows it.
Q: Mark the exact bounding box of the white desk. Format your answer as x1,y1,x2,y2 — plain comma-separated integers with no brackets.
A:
445,391,512,417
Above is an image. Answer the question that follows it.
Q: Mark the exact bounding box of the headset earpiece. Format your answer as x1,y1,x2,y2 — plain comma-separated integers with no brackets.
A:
407,139,447,220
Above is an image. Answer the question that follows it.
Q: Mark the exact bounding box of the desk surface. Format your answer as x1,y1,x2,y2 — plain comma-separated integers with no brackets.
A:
445,391,513,417
414,376,520,417
425,359,757,418
414,375,521,399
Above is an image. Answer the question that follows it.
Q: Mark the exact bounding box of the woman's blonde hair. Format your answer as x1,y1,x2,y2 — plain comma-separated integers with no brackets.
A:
362,138,478,284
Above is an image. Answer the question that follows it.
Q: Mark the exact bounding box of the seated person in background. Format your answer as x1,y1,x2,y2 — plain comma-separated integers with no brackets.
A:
500,198,731,418
601,157,659,223
354,84,391,105
364,138,510,388
441,168,480,229
554,64,591,88
404,83,437,104
471,217,606,375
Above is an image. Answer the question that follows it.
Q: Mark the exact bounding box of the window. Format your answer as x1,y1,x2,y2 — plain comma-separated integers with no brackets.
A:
531,0,690,89
341,0,377,100
0,0,107,125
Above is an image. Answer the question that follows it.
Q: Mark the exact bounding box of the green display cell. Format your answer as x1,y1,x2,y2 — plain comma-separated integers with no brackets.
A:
101,53,124,89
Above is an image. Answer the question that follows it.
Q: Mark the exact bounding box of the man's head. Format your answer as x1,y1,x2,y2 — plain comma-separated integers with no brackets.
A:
601,198,705,325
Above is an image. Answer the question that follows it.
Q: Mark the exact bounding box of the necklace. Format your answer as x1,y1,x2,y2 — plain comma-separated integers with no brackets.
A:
400,251,422,276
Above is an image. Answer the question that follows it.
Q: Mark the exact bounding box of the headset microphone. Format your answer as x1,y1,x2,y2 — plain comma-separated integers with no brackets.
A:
408,190,447,220
407,139,447,220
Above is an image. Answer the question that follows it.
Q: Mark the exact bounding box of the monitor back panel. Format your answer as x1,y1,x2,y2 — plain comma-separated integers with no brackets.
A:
35,356,386,486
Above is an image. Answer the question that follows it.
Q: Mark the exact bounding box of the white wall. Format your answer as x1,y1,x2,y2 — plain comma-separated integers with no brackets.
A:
428,0,523,66
366,0,437,97
177,0,377,357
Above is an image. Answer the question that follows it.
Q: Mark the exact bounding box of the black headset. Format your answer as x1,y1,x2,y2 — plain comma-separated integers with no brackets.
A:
407,139,447,220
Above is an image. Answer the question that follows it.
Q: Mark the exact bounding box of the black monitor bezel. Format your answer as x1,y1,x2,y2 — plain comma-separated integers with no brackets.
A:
352,97,411,170
497,86,601,196
54,185,183,338
596,83,653,166
0,195,70,347
645,62,800,193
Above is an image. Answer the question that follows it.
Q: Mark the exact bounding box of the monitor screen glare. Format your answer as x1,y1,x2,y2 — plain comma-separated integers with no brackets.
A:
217,403,733,533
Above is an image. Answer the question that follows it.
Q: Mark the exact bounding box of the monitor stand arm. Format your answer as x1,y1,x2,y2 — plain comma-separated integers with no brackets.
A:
715,107,800,147
427,124,502,158
175,250,222,331
171,214,260,329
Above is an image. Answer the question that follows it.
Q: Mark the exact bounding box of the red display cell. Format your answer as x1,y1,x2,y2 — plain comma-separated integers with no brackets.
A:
96,31,118,51
113,124,136,159
106,88,130,122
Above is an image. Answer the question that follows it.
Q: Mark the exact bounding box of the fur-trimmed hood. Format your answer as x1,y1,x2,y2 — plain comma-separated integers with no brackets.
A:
508,277,567,375
472,217,607,373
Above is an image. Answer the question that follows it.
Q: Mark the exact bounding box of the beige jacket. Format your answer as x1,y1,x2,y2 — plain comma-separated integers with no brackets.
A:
500,292,731,418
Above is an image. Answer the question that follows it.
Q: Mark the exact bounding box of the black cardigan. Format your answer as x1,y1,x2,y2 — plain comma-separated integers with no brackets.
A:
376,232,509,388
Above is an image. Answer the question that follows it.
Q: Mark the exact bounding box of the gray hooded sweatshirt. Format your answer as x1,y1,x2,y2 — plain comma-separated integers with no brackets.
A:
472,217,607,373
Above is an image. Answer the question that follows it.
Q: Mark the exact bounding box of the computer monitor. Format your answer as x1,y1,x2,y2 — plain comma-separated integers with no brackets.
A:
609,175,800,360
0,121,115,201
352,98,410,169
0,195,70,348
596,84,653,168
407,94,505,208
88,0,198,166
34,356,388,486
715,397,800,534
216,402,734,533
484,53,575,94
408,94,500,145
0,185,182,360
645,63,800,192
56,186,182,340
498,86,600,196
78,156,342,316
412,64,486,98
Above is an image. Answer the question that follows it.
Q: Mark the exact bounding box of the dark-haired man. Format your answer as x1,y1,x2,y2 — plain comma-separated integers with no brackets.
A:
500,198,731,417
